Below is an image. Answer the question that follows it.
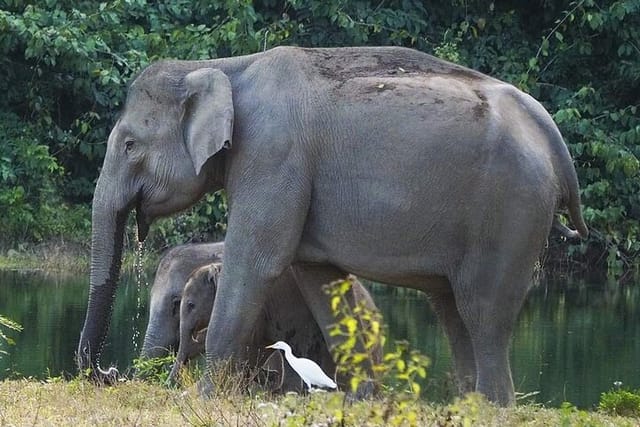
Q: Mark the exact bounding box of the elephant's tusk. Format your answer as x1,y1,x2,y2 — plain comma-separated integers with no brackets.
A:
191,327,208,343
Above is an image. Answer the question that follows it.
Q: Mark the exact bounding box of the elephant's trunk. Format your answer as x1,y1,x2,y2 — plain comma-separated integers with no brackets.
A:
140,323,171,359
167,357,184,385
168,338,192,384
77,178,130,379
168,326,206,384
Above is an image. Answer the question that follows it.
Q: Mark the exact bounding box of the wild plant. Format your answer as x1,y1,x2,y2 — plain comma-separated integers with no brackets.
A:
599,386,640,418
0,315,21,358
132,355,175,384
325,276,431,425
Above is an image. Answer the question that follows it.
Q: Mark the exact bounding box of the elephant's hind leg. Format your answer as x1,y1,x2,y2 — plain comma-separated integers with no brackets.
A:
451,246,539,406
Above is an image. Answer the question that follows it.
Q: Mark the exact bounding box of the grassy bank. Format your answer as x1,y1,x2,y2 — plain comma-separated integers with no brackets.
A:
2,246,638,425
0,240,164,275
0,241,90,273
0,378,637,427
0,240,627,285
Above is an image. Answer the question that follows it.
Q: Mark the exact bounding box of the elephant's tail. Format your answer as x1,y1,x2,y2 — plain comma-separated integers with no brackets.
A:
514,85,589,240
554,143,589,240
563,186,589,239
552,216,586,240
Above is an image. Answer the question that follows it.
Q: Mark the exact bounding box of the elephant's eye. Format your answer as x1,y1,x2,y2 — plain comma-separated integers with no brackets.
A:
124,138,135,153
187,301,195,312
171,298,180,317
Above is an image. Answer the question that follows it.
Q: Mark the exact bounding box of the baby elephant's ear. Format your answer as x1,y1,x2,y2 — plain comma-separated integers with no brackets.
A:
181,68,234,175
207,263,221,285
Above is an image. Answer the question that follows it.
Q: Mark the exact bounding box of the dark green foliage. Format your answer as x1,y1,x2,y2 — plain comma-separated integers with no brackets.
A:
0,112,91,241
145,191,227,250
1,0,638,270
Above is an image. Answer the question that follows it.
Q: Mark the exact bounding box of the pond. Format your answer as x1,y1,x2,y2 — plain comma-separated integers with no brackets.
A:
0,267,638,408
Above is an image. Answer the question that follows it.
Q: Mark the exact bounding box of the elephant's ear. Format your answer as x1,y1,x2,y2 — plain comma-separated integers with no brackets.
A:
207,263,221,286
182,68,234,175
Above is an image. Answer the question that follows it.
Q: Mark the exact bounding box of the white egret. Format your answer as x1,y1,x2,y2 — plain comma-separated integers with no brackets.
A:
266,341,337,391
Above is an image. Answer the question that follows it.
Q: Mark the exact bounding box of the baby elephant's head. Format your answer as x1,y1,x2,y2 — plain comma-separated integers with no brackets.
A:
169,262,221,384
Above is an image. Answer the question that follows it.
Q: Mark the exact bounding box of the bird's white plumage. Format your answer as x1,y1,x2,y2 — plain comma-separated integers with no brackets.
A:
266,340,337,390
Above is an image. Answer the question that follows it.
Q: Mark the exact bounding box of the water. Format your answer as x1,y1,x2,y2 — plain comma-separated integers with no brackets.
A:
0,268,638,408
132,240,148,356
0,269,149,378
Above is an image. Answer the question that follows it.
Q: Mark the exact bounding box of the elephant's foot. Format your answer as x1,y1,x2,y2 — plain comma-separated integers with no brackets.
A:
194,364,250,398
167,359,186,387
475,362,516,407
196,374,215,398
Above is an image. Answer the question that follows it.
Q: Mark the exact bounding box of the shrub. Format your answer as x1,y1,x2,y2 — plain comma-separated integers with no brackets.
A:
599,388,640,418
0,315,22,357
132,355,175,385
327,277,430,397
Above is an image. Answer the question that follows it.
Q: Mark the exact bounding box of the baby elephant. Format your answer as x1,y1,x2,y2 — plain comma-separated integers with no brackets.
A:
169,262,381,393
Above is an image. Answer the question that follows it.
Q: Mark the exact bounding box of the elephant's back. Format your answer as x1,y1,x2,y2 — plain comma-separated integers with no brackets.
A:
266,46,497,84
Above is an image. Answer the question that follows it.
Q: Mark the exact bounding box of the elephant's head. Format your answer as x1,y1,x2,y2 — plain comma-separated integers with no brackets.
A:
77,63,234,375
168,263,220,383
140,279,182,360
140,242,225,360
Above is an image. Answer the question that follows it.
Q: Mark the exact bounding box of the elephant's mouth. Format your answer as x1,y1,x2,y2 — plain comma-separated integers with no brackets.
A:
191,327,208,343
135,199,150,242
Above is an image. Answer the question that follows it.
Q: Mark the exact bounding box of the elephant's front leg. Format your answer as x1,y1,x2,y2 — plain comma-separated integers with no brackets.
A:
201,180,311,393
200,256,290,394
291,263,377,398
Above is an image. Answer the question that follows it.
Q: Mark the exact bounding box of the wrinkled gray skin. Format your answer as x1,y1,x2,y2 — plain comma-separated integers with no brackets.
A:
140,242,224,359
78,46,588,406
168,262,380,392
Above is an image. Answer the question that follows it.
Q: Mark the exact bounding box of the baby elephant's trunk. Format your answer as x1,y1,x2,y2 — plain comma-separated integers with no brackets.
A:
167,358,185,386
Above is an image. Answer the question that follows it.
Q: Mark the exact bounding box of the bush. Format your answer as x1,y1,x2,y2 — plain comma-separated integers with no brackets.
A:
145,191,228,250
599,388,640,418
0,112,91,243
326,276,429,398
0,315,22,357
132,355,175,385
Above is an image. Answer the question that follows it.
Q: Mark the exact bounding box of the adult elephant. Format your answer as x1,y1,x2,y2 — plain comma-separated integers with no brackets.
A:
77,46,587,406
141,242,224,359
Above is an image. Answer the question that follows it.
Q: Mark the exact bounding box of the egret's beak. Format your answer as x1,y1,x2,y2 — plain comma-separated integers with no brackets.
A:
265,344,275,349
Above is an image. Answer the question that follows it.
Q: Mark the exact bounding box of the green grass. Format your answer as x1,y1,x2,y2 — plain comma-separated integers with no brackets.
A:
0,378,637,426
